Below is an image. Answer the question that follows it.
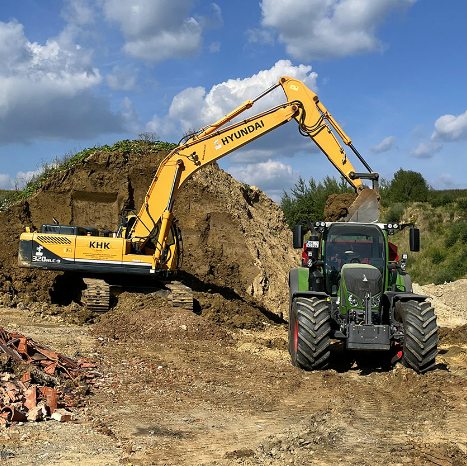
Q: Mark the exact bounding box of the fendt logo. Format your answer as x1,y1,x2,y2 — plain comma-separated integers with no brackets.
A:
89,241,110,249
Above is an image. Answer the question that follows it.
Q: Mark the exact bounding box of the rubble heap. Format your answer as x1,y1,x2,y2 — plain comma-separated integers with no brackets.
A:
0,326,97,426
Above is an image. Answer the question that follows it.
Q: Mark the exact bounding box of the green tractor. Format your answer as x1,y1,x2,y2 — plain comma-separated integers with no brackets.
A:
288,221,438,373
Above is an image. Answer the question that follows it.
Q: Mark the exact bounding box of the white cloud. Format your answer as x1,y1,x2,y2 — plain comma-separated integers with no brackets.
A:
259,0,417,60
143,60,319,161
0,167,47,190
198,3,223,29
146,60,319,161
245,28,274,45
431,173,462,190
0,174,13,189
410,108,467,160
228,159,299,201
432,110,467,142
410,140,442,159
209,42,221,53
120,97,140,133
106,66,141,92
370,135,396,153
103,0,221,62
0,20,124,144
167,60,318,133
15,168,45,189
146,115,177,139
61,0,96,26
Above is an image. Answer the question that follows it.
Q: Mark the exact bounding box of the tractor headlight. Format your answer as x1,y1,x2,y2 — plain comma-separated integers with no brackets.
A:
371,294,381,308
348,294,359,307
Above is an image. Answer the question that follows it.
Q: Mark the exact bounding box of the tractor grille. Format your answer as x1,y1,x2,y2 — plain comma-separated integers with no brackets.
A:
36,236,72,245
342,264,382,302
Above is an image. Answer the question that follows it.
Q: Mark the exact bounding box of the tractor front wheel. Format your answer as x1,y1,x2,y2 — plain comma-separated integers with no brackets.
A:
400,300,438,373
289,297,331,370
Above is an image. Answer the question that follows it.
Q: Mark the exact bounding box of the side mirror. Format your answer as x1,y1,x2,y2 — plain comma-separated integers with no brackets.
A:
410,228,420,252
293,225,303,249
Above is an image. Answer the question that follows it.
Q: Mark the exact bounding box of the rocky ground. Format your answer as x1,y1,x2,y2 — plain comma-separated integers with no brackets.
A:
0,280,466,466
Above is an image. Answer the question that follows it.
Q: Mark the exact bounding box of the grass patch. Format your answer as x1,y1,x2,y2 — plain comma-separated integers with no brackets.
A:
0,139,177,211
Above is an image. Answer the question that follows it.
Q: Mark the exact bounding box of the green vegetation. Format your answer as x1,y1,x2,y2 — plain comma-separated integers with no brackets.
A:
0,189,15,208
379,168,430,206
0,138,177,211
280,175,353,228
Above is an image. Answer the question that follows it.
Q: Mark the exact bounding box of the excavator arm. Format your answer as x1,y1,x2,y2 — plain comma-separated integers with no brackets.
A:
129,76,380,270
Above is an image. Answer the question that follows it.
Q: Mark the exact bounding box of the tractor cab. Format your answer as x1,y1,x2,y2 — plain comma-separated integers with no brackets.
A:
323,223,386,297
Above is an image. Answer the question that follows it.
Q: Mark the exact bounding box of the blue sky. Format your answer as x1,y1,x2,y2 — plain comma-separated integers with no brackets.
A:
1,0,466,201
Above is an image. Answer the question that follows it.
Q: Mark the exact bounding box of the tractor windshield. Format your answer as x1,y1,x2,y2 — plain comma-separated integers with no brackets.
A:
324,224,385,295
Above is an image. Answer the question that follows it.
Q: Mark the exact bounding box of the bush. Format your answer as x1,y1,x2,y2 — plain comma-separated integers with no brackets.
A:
433,247,467,284
385,169,430,204
433,269,456,285
280,175,353,228
430,193,456,208
445,221,467,248
384,203,405,224
429,248,446,265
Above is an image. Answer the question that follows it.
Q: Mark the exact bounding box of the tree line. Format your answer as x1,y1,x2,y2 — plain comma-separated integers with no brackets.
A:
280,168,431,228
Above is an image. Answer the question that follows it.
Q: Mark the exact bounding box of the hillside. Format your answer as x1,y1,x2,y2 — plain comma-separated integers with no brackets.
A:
383,195,467,285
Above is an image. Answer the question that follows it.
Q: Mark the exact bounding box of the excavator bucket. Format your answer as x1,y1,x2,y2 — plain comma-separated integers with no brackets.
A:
343,189,380,223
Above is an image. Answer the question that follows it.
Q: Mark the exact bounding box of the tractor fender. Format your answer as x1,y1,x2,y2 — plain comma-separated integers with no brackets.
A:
383,291,430,324
289,268,328,315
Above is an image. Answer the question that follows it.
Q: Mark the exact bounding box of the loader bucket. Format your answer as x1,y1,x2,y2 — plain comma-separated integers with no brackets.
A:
343,189,380,223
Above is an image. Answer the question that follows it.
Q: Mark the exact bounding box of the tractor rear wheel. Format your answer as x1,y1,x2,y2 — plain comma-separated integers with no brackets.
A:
289,297,331,370
400,300,438,373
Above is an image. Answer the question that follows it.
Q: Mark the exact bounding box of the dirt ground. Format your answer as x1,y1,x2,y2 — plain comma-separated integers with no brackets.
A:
1,146,467,464
1,280,467,466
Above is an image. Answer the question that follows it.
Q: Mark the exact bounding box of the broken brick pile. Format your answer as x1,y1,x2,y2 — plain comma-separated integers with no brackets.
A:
0,326,98,427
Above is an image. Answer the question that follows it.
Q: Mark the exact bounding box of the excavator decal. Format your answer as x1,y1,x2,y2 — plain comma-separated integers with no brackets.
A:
220,120,265,146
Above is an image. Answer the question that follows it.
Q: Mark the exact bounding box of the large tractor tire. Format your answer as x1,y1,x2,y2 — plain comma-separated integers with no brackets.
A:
400,300,438,373
289,297,331,370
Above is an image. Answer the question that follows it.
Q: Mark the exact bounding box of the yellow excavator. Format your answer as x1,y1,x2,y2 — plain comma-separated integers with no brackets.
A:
18,76,380,311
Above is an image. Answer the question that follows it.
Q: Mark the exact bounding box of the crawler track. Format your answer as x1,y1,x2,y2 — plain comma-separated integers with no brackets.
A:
82,278,111,313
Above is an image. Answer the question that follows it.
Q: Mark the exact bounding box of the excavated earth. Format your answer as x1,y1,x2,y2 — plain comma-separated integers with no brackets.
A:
0,147,467,465
0,148,298,324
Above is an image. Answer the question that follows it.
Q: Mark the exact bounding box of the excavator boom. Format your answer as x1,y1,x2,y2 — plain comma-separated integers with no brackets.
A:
130,76,380,268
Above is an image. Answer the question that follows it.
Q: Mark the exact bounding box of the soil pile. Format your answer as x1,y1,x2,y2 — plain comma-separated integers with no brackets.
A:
0,146,298,319
413,280,467,328
324,193,357,221
93,292,233,342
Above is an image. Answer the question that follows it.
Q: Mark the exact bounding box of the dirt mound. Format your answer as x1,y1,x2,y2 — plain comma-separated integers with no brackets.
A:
94,292,233,343
0,145,298,321
439,324,467,345
324,193,357,221
413,281,467,327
